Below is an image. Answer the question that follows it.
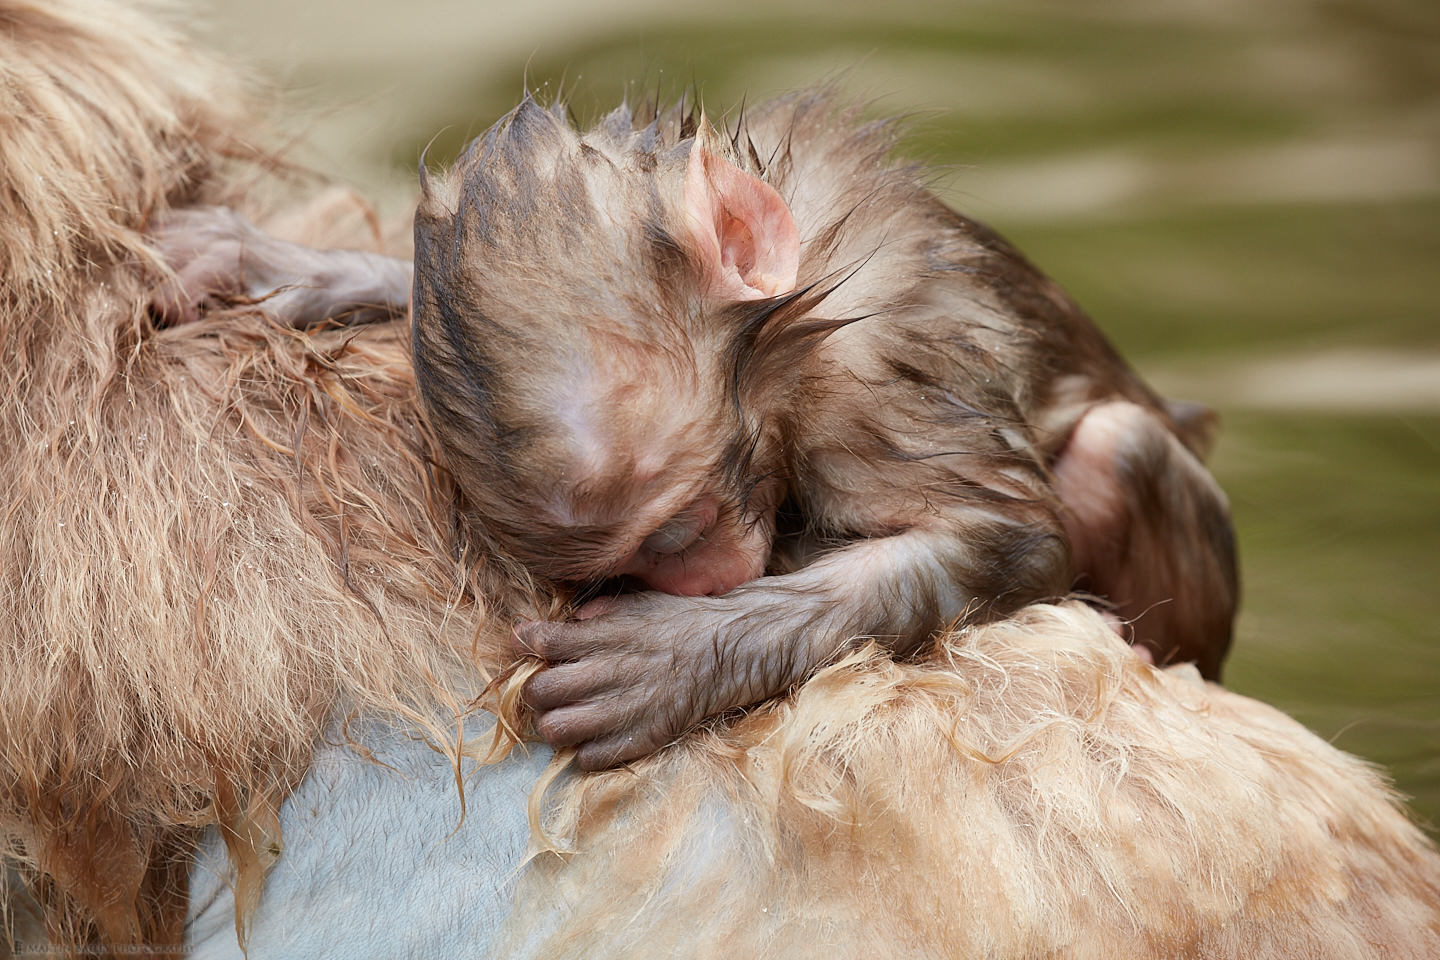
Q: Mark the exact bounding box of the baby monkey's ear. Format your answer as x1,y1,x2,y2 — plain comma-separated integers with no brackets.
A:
682,139,799,301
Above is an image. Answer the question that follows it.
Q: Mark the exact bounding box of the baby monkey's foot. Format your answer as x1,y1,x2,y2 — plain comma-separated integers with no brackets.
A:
1053,401,1237,680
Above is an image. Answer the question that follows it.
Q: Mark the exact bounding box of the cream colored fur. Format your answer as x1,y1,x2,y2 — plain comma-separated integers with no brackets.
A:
492,603,1440,958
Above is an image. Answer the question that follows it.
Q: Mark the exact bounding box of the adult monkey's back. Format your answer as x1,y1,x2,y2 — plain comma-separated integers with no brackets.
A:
185,606,1440,958
0,0,517,946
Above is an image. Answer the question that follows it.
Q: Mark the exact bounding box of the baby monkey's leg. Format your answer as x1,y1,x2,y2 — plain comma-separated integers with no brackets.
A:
1053,401,1238,680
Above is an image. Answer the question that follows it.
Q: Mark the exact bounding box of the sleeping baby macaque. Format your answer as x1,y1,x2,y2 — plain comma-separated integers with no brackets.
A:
152,91,1237,769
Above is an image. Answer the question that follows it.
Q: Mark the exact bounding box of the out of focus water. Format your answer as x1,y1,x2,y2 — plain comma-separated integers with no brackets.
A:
207,0,1439,833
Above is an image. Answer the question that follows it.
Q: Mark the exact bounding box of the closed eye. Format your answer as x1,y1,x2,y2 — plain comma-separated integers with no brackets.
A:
640,513,708,557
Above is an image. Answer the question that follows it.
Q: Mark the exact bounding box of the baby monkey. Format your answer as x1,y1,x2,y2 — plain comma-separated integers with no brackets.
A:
154,91,1237,770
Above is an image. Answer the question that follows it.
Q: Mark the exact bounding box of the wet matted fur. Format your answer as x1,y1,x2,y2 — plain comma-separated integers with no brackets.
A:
492,603,1440,958
2,1,1437,956
0,0,522,947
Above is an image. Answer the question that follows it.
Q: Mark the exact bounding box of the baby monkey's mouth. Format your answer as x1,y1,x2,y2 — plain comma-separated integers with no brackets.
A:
567,574,652,611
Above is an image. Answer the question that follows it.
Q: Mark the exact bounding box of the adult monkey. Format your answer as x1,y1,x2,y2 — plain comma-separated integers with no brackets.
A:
2,2,1438,958
0,0,520,947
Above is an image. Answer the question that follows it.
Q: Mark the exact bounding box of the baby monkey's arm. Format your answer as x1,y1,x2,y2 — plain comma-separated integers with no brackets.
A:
517,485,1071,770
148,206,411,328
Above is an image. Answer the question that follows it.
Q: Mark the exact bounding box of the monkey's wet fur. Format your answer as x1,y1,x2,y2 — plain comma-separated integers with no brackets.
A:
2,1,1436,955
409,90,1236,769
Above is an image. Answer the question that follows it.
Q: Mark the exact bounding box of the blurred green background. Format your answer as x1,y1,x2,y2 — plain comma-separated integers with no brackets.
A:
204,0,1439,834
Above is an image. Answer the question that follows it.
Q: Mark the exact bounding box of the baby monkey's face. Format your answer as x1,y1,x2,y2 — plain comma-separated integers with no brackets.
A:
503,342,790,599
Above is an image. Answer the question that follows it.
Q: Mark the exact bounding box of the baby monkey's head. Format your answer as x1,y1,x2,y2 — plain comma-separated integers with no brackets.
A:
412,96,837,596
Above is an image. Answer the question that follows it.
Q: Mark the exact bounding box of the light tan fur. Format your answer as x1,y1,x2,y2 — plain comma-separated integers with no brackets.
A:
0,0,523,948
493,603,1440,958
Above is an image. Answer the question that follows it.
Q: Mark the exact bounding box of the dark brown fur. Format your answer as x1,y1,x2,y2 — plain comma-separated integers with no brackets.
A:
406,94,1239,768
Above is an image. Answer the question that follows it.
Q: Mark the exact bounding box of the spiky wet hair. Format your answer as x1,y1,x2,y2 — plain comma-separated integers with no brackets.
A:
410,91,893,573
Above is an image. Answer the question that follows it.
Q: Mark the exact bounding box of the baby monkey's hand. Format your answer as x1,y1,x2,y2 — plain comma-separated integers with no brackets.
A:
514,591,795,770
148,206,411,328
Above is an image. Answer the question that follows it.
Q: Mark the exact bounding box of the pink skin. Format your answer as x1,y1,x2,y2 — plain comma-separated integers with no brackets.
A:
612,497,773,597
574,501,774,613
1053,400,1229,673
618,534,767,597
683,141,799,301
1054,404,1158,665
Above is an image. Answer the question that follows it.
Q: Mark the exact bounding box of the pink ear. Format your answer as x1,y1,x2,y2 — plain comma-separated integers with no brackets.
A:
683,144,799,301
